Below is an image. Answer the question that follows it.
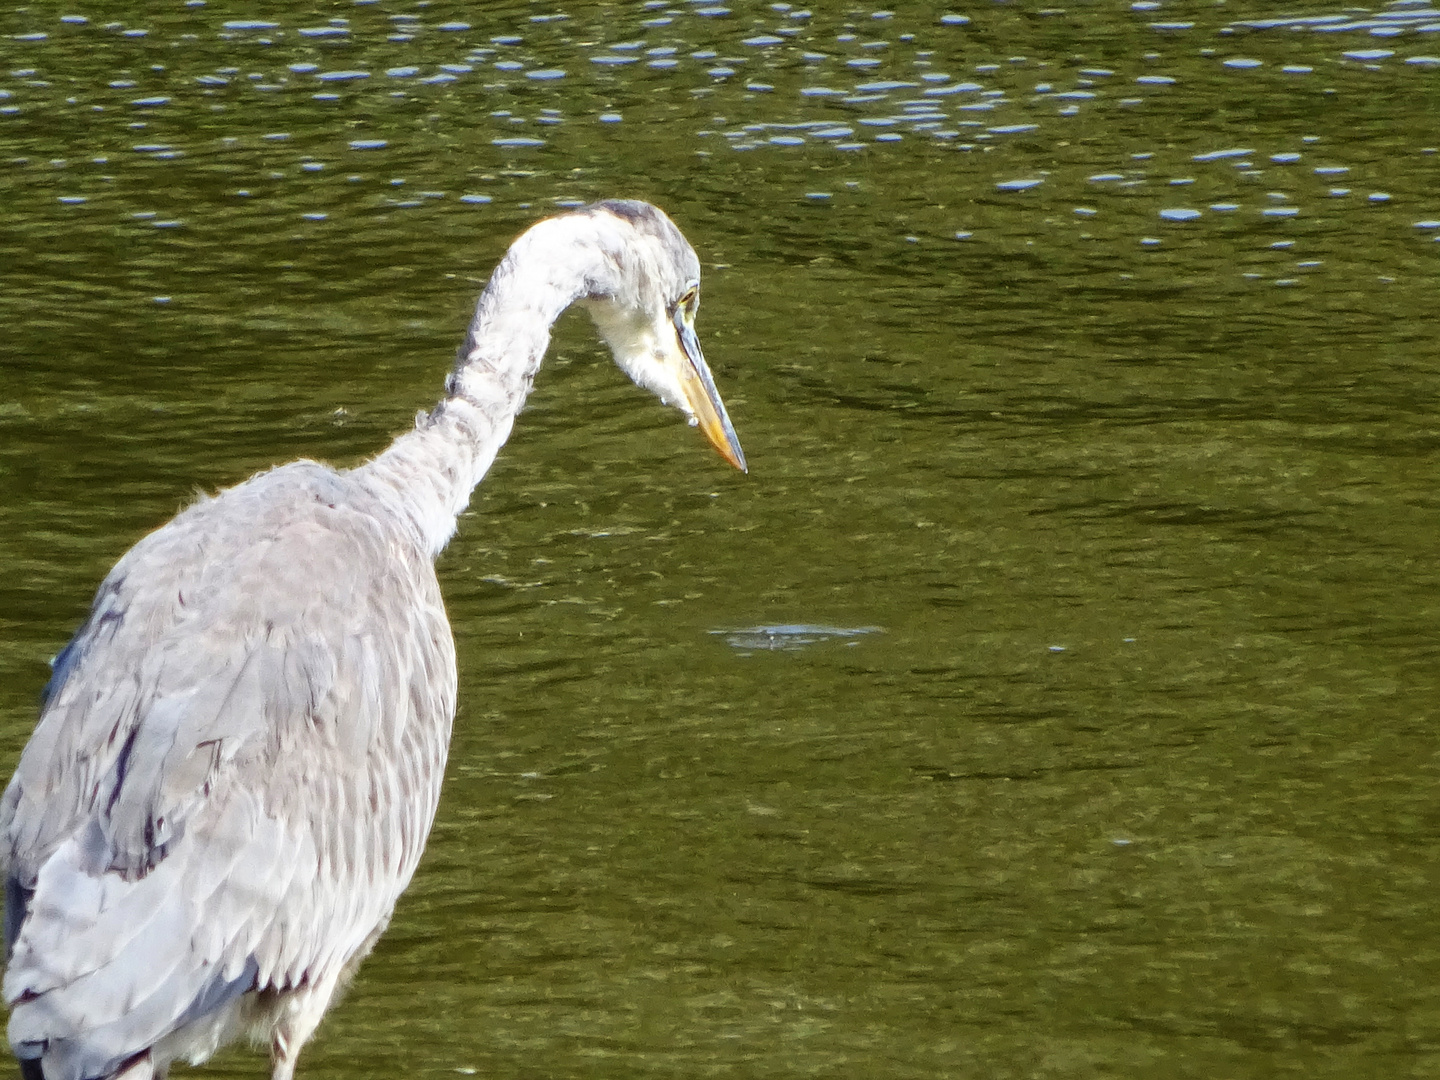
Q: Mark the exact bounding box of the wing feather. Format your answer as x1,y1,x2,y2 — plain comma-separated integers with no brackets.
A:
1,462,456,1079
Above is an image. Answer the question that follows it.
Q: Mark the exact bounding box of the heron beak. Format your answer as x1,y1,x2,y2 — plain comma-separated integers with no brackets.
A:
673,309,747,473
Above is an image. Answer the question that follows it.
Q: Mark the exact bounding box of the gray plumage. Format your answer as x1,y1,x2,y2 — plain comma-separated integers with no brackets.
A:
1,200,744,1080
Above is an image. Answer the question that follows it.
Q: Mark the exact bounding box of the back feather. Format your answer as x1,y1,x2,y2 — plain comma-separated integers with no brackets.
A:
2,462,457,1080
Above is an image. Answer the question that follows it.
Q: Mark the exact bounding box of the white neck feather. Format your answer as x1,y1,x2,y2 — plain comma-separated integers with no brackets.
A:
352,215,617,558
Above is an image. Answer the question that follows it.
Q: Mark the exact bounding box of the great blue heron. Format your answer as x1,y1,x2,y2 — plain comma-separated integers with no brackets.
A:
1,200,746,1080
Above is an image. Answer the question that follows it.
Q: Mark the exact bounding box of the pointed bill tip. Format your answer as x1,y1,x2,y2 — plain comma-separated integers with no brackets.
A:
692,392,748,473
710,423,748,473
675,319,747,474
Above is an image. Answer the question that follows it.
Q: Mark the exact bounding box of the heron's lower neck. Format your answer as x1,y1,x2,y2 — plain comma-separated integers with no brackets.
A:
350,398,508,558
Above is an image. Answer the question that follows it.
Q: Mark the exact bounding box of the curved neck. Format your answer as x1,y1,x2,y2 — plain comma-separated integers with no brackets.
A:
352,217,615,558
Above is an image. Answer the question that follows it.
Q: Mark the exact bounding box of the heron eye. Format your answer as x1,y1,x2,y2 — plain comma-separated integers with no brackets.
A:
679,287,699,320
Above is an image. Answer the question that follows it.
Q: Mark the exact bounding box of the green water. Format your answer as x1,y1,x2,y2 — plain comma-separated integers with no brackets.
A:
3,1,1440,1077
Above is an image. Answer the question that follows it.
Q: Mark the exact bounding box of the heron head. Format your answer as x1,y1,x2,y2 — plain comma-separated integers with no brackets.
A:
578,200,747,473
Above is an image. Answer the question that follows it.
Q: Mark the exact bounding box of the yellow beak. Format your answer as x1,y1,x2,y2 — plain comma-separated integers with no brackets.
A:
673,309,747,473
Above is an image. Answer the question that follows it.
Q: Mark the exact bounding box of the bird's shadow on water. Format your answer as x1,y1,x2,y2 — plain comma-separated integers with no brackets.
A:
709,624,883,654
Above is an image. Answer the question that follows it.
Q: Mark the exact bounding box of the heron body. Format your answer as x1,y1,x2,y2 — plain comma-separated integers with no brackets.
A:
1,201,745,1080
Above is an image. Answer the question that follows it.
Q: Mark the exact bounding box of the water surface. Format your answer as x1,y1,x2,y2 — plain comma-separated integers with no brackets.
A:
3,2,1440,1078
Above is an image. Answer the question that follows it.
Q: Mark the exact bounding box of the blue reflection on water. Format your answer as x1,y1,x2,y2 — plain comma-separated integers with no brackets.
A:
712,625,883,651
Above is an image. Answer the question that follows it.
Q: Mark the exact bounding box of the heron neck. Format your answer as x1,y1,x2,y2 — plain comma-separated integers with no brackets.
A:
352,225,606,559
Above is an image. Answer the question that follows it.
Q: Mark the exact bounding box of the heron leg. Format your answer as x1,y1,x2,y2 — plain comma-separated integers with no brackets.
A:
110,1051,160,1080
267,978,341,1080
265,917,392,1080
